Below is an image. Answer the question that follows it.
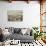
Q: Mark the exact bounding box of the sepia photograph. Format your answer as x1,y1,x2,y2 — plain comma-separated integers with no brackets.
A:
8,10,23,21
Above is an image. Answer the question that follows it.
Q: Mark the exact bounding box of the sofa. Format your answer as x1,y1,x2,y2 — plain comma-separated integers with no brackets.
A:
4,27,34,43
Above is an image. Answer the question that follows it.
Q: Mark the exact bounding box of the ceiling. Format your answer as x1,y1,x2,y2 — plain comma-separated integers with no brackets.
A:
0,0,45,4
1,0,39,1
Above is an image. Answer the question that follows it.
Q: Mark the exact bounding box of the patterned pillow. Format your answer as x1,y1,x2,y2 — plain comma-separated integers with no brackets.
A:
14,28,21,33
8,27,14,34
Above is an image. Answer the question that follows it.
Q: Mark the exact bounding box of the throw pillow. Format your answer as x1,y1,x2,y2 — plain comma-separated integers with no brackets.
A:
14,28,21,33
21,28,27,35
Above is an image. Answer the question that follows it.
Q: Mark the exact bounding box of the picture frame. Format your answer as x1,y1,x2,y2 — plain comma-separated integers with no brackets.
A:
7,10,23,22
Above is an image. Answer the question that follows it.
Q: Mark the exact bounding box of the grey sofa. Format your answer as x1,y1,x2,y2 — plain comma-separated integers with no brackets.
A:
4,27,34,43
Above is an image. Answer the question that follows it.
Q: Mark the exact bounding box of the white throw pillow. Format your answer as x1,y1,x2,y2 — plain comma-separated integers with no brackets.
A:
21,28,27,35
3,29,10,36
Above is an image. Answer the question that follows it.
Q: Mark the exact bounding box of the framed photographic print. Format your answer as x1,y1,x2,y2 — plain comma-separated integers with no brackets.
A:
7,10,23,22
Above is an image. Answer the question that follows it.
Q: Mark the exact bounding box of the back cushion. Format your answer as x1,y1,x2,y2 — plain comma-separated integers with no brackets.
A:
14,28,21,33
21,28,27,35
8,27,14,34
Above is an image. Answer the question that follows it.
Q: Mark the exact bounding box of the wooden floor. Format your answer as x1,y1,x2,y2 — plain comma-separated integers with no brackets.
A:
21,40,46,46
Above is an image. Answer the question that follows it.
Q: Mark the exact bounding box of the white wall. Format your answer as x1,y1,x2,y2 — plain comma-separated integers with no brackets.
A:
0,1,40,28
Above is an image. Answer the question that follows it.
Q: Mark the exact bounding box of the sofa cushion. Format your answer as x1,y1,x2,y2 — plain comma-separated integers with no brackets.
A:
8,33,34,43
8,27,14,34
14,28,21,33
21,28,27,35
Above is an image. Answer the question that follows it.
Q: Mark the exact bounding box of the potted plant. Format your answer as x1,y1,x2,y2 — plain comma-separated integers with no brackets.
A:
32,27,38,40
32,27,43,40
